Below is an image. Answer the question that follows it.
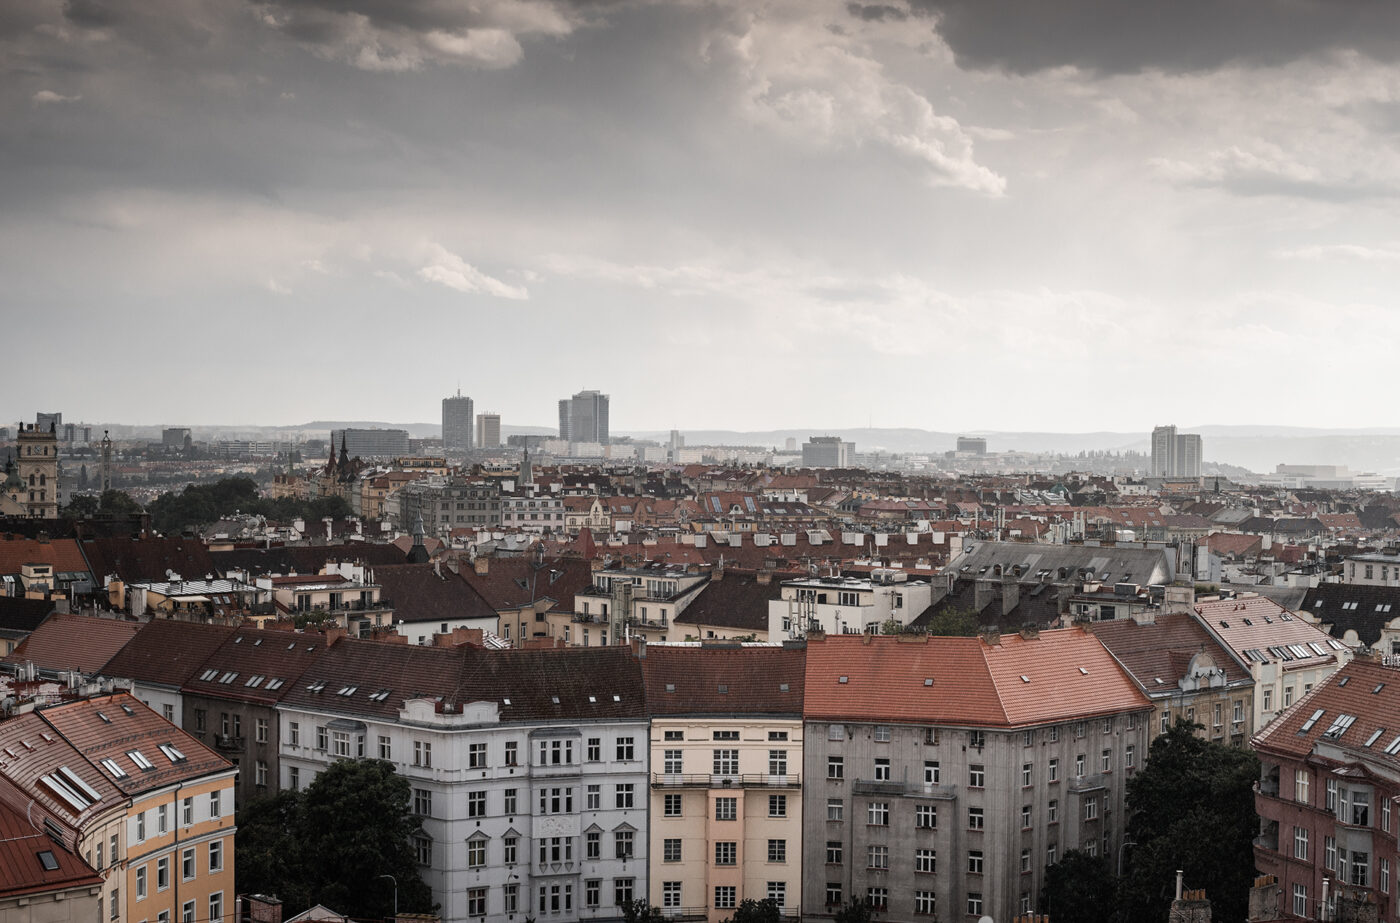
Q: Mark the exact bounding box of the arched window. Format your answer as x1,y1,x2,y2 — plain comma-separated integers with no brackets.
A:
38,474,46,486
28,474,35,486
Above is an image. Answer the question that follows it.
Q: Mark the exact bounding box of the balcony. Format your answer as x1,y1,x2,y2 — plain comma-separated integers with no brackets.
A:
214,735,245,752
659,909,709,922
1254,819,1279,853
1068,773,1108,794
650,773,801,789
851,779,957,799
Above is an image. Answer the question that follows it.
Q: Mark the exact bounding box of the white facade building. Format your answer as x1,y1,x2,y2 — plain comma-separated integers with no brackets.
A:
768,571,933,640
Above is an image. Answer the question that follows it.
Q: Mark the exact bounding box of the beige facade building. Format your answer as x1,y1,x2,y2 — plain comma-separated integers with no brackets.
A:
14,421,60,518
642,646,806,921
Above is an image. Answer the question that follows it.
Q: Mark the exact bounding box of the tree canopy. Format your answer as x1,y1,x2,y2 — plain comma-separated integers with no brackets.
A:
1040,848,1117,923
235,759,434,919
1120,719,1260,922
721,898,782,923
146,476,350,534
62,489,143,519
919,605,981,636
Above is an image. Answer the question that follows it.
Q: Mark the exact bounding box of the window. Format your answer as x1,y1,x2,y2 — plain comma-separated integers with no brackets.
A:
969,764,985,787
1293,884,1308,917
969,806,985,829
468,743,487,768
414,788,432,816
1352,851,1371,887
664,838,682,862
828,756,845,779
1084,797,1099,821
255,717,268,743
256,760,268,786
615,829,634,859
209,893,223,923
916,848,936,873
1325,835,1337,871
968,850,984,874
137,865,147,900
769,749,788,775
616,784,635,809
1076,753,1086,776
768,793,788,817
663,793,682,816
1382,858,1390,895
967,892,983,916
468,790,487,817
915,890,937,916
1047,844,1057,865
617,737,635,761
1294,826,1309,860
867,889,889,912
716,887,737,910
665,729,685,741
288,721,299,746
1049,758,1059,782
183,901,196,923
614,879,635,907
868,801,889,826
504,836,518,864
969,729,985,748
587,738,601,761
768,839,786,862
767,882,786,908
1327,778,1338,812
1126,744,1136,769
663,882,682,909
585,881,600,909
583,784,599,811
715,842,737,866
867,845,889,869
874,757,891,781
1296,769,1310,804
179,847,195,882
1102,749,1112,772
1048,799,1059,823
137,812,146,842
413,740,431,768
828,798,844,822
1263,688,1273,712
156,856,169,890
1022,762,1033,787
209,839,223,872
503,788,517,815
874,724,892,742
416,834,434,867
505,741,518,766
467,838,485,868
1021,848,1032,873
664,750,683,774
827,840,843,864
1285,686,1294,708
467,888,486,917
713,749,739,775
916,804,936,829
1022,804,1033,828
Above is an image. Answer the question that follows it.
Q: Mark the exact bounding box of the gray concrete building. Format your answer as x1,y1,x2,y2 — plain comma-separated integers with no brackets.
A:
396,477,503,534
444,391,475,456
560,390,610,444
330,427,411,459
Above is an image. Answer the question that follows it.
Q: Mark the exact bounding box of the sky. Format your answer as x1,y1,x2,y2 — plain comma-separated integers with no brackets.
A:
4,0,1400,434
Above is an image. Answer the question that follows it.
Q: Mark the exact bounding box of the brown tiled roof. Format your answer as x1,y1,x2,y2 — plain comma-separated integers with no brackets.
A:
673,571,792,632
279,639,467,720
804,629,1151,728
0,535,90,576
1,613,140,673
0,796,102,898
179,628,328,705
459,557,595,612
1254,659,1400,764
100,619,240,687
372,564,498,624
37,693,232,796
0,711,125,834
80,535,216,585
209,542,410,577
642,646,804,715
1088,612,1252,691
0,597,56,636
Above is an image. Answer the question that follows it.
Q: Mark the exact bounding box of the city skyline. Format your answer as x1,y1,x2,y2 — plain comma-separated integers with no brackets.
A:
5,2,1399,431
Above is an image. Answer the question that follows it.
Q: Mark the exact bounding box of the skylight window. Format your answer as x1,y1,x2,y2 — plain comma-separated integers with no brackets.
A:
1323,714,1356,739
127,750,155,771
265,678,284,690
39,773,91,811
119,705,134,716
219,672,238,684
100,758,126,778
158,744,187,763
1299,709,1325,733
37,850,60,871
245,675,264,687
1339,676,1350,687
96,712,110,724
1385,735,1400,756
199,669,218,681
1365,729,1385,748
1309,643,1329,657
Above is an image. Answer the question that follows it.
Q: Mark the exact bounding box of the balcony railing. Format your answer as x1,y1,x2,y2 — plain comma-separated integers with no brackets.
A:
651,773,801,789
1068,773,1108,794
851,779,957,799
659,909,709,922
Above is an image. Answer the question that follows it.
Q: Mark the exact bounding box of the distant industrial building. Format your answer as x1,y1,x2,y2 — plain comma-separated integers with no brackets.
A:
1150,424,1203,478
558,389,610,443
442,391,474,456
329,427,410,459
956,435,988,456
162,427,191,450
802,435,854,468
476,412,501,448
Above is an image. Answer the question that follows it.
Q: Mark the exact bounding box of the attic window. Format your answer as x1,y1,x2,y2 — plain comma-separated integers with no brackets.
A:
923,678,933,687
37,850,59,871
1299,709,1325,733
1365,729,1385,748
1385,735,1400,756
254,638,263,646
780,683,790,692
219,672,238,684
127,750,155,771
287,643,296,650
1219,620,1230,628
613,695,620,702
245,675,264,687
838,676,849,684
665,684,676,693
265,679,284,691
336,686,358,697
158,744,187,763
1375,684,1386,695
1339,676,1350,687
551,696,560,704
1078,667,1089,675
307,681,326,693
1020,675,1031,683
1242,618,1253,626
96,712,111,724
120,705,134,716
502,698,512,706
588,696,597,703
101,758,126,778
717,684,729,694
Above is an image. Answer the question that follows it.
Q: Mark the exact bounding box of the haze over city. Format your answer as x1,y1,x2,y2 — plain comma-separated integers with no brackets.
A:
6,1,1400,430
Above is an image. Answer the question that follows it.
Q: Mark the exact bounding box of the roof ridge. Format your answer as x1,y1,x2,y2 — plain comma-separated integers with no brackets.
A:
976,639,1012,726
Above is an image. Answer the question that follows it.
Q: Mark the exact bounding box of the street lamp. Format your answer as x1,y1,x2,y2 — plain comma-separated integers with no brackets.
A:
1118,837,1137,878
378,874,398,921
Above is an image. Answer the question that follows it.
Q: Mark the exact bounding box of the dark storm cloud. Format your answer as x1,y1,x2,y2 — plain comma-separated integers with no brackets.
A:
846,3,907,23
904,0,1400,75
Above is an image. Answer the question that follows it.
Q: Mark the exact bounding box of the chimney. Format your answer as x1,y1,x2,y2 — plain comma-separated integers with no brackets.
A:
240,894,283,923
980,625,1001,646
1001,574,1021,619
1168,878,1212,923
474,557,489,576
974,579,995,613
321,625,348,647
1247,875,1281,923
712,563,724,582
756,569,773,585
1019,623,1039,641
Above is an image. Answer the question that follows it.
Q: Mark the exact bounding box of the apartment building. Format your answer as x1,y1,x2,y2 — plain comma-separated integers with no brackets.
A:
768,571,933,641
0,693,237,923
801,629,1153,923
641,646,806,921
0,797,103,923
1253,658,1400,921
1195,596,1351,730
277,640,649,923
573,564,709,646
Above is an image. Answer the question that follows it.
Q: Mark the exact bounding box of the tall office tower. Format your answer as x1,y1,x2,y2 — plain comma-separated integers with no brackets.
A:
1176,433,1203,478
476,413,501,448
35,412,61,435
558,390,610,444
1150,425,1177,477
442,391,474,456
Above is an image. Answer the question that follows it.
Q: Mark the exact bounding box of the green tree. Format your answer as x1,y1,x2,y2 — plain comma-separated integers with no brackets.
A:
921,605,981,636
620,900,666,923
832,898,872,923
1040,849,1116,923
721,898,781,923
146,476,350,534
97,489,143,517
63,494,100,518
235,759,434,919
1120,719,1259,923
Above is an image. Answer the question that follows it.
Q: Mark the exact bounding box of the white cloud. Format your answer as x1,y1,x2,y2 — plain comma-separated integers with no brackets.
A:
266,278,292,294
1274,243,1400,262
418,242,528,299
32,90,81,105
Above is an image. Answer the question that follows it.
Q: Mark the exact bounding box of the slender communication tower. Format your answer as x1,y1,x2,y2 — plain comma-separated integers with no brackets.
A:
100,430,113,492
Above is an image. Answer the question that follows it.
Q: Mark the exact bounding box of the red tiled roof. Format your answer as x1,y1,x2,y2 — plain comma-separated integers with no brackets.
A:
1088,612,1253,690
371,564,498,624
1255,659,1400,764
1,613,140,673
0,796,102,898
642,646,804,715
803,629,1151,728
0,535,90,576
79,535,217,585
179,628,328,704
101,619,240,687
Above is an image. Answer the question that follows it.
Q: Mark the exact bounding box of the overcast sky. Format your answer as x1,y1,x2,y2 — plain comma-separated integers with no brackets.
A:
5,0,1400,434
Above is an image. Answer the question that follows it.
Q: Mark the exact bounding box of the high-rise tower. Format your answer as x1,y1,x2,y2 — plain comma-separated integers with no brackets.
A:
558,390,610,444
442,391,474,457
